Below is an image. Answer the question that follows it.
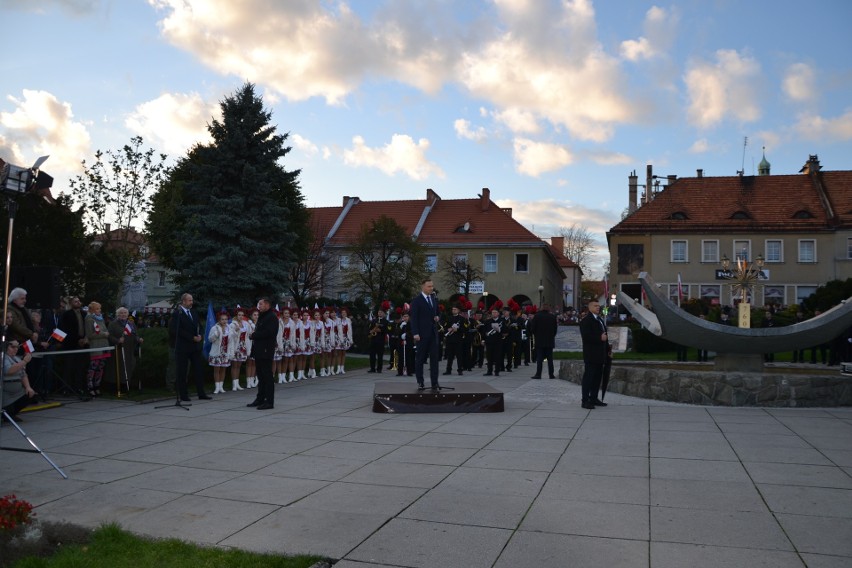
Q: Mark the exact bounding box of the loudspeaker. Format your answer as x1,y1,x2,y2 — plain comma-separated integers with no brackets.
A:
9,266,60,310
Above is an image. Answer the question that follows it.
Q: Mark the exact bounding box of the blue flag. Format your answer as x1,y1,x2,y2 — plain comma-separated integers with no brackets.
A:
202,301,215,359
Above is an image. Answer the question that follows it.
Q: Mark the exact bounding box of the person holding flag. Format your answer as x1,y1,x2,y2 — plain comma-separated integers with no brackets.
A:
84,301,111,397
3,339,38,422
109,307,143,391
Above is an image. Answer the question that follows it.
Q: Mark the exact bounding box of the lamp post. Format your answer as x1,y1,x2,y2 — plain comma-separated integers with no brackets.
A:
538,280,544,308
721,253,765,328
482,291,489,311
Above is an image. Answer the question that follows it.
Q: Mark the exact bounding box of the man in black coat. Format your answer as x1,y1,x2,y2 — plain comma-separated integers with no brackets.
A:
171,293,210,401
58,296,89,393
530,304,558,379
410,279,440,389
579,300,609,409
248,297,278,410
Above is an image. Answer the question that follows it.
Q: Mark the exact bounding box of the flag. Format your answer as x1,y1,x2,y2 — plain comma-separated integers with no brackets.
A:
22,340,35,353
677,272,683,305
51,328,67,342
202,301,215,359
124,322,133,336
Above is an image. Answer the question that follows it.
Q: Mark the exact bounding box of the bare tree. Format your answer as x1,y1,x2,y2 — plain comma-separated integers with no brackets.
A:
440,254,484,298
288,215,336,306
559,223,595,276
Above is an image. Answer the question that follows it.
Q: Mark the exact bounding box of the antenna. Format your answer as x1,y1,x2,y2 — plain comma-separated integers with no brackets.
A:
741,136,748,173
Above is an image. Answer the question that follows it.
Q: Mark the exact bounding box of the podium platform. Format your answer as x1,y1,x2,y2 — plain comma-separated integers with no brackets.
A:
372,381,504,413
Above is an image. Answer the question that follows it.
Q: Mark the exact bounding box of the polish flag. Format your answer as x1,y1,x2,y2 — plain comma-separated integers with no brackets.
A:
51,328,67,342
22,340,35,353
124,323,133,336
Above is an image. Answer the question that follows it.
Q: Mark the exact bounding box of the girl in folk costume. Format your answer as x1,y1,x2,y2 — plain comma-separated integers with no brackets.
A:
272,305,285,383
321,308,336,376
208,311,232,394
228,308,249,391
307,309,324,378
278,308,296,383
294,309,311,380
334,307,353,374
244,308,258,388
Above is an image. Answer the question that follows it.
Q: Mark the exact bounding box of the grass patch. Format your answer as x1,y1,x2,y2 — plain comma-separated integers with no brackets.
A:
7,523,325,568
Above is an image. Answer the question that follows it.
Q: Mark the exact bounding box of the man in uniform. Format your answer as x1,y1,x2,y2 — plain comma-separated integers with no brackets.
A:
367,308,388,373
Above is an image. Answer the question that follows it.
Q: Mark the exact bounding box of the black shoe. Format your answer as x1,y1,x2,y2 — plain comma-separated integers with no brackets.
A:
198,394,212,400
495,373,500,376
396,373,403,376
458,371,463,376
417,384,426,390
484,372,493,376
430,384,440,390
549,375,556,379
581,401,595,409
367,369,376,373
531,375,541,379
180,396,191,402
443,371,451,375
592,399,608,407
257,403,274,410
247,399,262,407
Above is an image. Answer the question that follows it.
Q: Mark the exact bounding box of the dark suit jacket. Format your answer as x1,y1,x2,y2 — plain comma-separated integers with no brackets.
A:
172,307,202,354
409,293,437,339
579,313,608,364
530,309,558,350
250,310,278,359
59,308,86,349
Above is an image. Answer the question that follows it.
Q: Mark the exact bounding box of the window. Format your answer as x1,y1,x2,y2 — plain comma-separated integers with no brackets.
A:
765,286,785,302
796,285,817,304
669,284,685,302
425,254,437,272
484,253,497,273
701,240,719,263
798,240,816,263
671,240,687,263
793,210,814,219
338,291,349,302
338,255,350,270
765,240,783,263
699,285,720,301
670,211,688,220
731,211,751,220
617,244,644,275
734,240,750,261
848,237,852,260
453,253,468,267
514,253,529,273
157,271,166,287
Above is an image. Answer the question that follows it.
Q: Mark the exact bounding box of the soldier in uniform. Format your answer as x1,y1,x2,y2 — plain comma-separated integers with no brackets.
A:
443,304,467,375
396,311,415,376
501,306,515,372
386,308,400,371
517,310,531,367
367,308,388,373
470,311,485,369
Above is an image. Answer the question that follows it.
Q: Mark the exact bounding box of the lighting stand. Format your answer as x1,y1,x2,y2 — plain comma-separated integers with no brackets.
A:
0,197,68,478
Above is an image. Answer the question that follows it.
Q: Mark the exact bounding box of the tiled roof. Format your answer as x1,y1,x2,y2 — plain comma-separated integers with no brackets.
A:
610,170,852,234
314,191,545,247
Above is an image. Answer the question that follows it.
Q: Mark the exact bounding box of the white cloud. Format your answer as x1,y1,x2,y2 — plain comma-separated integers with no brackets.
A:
684,49,762,128
0,90,91,185
782,63,817,103
458,0,635,142
454,118,488,142
688,138,710,154
583,150,633,165
291,134,319,156
343,134,444,180
792,109,852,142
2,0,97,15
492,108,540,134
125,92,217,156
513,138,573,177
620,6,678,62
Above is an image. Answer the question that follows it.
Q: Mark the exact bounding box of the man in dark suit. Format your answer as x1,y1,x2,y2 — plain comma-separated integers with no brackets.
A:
171,293,210,401
410,279,440,389
58,296,89,393
248,297,278,409
530,303,558,379
579,300,609,409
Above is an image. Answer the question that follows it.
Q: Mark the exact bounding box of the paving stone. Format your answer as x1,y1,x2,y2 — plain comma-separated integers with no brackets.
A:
341,460,455,488
650,542,806,567
743,462,852,489
651,507,794,550
775,514,852,557
495,530,648,568
399,486,533,529
196,472,328,505
464,448,560,472
539,472,649,505
554,453,649,477
758,484,852,518
521,498,649,540
650,478,767,512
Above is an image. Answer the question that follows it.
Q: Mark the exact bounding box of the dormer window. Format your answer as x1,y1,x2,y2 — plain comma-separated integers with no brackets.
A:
670,211,688,220
793,210,814,219
454,221,472,233
730,211,751,220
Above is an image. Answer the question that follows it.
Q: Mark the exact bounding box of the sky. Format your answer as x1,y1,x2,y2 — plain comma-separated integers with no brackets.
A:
1,0,851,278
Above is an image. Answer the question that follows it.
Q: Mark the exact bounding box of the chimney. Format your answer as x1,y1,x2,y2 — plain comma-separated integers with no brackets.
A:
645,164,653,204
480,187,490,211
551,236,565,254
696,169,703,178
628,170,638,213
342,196,349,206
667,174,677,187
800,154,821,175
105,223,111,234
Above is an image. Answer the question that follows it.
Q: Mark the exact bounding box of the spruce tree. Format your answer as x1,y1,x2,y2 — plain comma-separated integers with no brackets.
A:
174,83,305,305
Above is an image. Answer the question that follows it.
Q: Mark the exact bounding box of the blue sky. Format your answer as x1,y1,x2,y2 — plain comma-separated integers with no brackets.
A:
2,0,851,277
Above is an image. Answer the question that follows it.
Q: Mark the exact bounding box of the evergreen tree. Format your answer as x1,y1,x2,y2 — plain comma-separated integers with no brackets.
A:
173,83,306,305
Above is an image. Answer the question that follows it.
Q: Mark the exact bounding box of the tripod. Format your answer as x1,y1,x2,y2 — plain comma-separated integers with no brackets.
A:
0,197,67,478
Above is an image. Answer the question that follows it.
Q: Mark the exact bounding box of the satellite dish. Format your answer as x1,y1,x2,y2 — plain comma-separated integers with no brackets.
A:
462,221,470,232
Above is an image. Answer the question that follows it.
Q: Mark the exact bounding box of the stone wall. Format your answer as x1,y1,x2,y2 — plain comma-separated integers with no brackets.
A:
559,361,852,407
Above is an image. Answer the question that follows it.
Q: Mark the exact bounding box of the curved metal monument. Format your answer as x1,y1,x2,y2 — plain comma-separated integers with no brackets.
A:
618,272,852,354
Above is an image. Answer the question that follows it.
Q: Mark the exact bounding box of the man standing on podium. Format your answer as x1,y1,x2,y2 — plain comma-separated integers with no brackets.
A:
410,279,441,390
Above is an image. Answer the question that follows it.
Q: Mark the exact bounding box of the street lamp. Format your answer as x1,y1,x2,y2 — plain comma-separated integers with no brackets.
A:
720,252,765,328
538,280,544,308
482,291,489,311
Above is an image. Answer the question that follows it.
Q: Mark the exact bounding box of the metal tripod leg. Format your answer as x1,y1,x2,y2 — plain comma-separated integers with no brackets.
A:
1,410,68,479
